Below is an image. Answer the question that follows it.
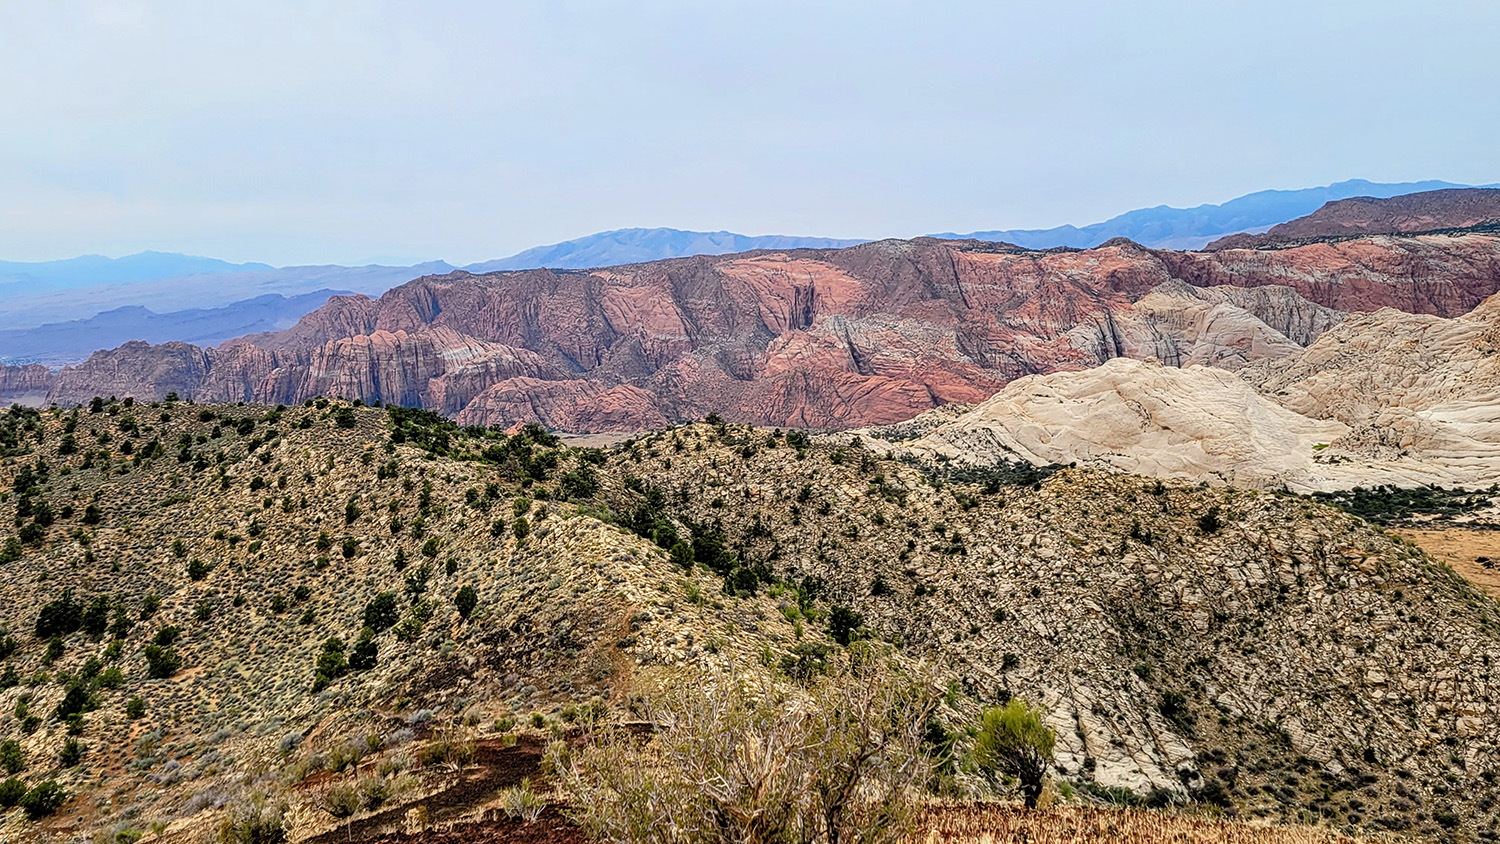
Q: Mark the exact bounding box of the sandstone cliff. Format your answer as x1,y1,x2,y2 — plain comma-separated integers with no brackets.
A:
32,234,1500,433
0,363,55,405
877,292,1500,494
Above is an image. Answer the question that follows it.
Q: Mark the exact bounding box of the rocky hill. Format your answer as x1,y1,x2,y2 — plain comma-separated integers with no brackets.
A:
1208,189,1500,250
2,401,1499,841
878,291,1500,496
8,232,1500,433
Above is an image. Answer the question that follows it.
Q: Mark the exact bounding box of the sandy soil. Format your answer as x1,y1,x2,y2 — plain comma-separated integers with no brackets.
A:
1398,527,1500,599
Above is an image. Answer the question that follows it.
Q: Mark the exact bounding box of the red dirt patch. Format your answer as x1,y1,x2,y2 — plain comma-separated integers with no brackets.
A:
346,805,588,844
304,737,558,844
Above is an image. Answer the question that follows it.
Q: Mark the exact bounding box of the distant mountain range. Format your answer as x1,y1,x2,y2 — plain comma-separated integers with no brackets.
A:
1207,187,1500,249
0,250,273,295
468,228,866,272
930,179,1487,250
1,179,1494,365
0,261,456,336
0,290,352,367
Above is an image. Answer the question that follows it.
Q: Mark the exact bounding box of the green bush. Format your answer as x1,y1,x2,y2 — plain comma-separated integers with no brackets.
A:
144,644,182,679
455,585,478,620
58,738,83,767
362,593,399,632
19,780,66,818
0,777,23,808
827,606,864,647
126,697,146,719
348,631,378,672
0,739,22,774
973,699,1056,808
312,638,347,692
35,589,83,638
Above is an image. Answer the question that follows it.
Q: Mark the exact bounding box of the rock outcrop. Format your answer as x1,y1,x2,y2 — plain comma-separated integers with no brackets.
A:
31,234,1500,432
879,292,1500,493
0,363,56,405
1209,187,1500,250
884,358,1351,491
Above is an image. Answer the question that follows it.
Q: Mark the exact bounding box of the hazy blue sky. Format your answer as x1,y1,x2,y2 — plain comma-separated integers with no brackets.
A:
2,0,1496,266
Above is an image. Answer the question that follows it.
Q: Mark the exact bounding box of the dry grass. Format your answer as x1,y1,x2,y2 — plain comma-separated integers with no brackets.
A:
912,804,1367,844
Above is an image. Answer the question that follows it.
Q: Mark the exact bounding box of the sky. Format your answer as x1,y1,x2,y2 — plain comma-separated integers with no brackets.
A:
1,0,1497,267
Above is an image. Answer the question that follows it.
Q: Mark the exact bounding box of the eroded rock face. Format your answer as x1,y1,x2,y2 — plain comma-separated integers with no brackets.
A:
0,363,56,405
35,234,1500,432
1158,234,1500,316
51,341,210,404
877,292,1500,493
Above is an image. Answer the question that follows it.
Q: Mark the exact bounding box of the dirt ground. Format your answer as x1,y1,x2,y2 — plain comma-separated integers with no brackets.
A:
345,805,589,844
1398,527,1500,599
304,736,579,844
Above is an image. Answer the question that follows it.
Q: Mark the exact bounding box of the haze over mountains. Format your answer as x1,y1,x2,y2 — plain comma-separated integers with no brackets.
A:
931,178,1487,250
2,179,1490,366
0,290,353,367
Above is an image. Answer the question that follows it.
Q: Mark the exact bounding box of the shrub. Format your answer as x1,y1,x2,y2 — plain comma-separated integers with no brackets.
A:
318,781,361,820
217,793,288,844
58,737,83,767
454,585,478,620
126,697,146,719
333,407,358,429
52,684,94,721
1196,506,1223,534
512,517,530,541
35,589,83,638
144,644,183,679
0,739,22,774
312,638,347,692
559,659,936,844
559,467,600,501
827,605,864,647
348,631,378,672
499,778,544,822
0,777,23,808
19,780,66,818
973,698,1056,808
362,593,400,632
188,559,212,581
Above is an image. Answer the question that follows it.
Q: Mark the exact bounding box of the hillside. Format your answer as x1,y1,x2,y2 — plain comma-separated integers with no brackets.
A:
0,402,1498,841
8,232,1500,432
1208,189,1500,250
873,291,1500,496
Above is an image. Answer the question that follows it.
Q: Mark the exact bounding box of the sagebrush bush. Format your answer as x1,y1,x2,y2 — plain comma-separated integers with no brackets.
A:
559,656,936,844
217,793,288,844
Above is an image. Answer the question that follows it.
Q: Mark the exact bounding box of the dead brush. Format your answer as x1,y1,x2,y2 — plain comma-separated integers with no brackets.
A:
911,804,1369,844
556,651,938,844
